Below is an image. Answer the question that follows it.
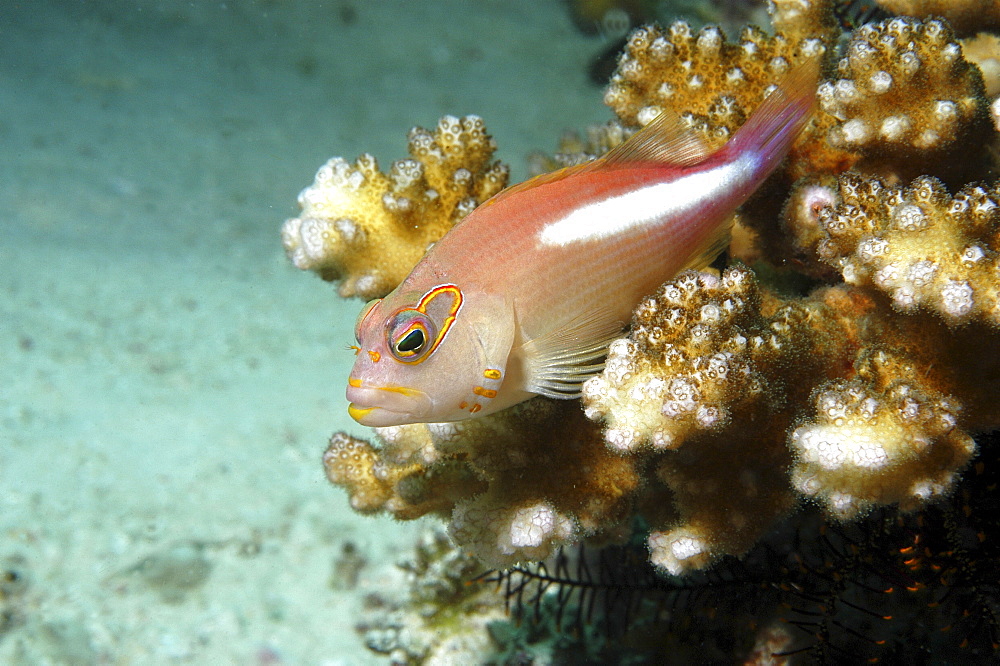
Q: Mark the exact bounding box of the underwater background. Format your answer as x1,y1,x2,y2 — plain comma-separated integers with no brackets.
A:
26,1,1000,664
0,0,649,662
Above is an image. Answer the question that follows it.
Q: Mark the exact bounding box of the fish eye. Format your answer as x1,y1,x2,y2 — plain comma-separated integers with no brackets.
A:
395,329,425,353
386,309,438,363
354,298,381,342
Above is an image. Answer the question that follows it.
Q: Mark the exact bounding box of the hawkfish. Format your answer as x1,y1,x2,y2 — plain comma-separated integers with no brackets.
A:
347,59,819,427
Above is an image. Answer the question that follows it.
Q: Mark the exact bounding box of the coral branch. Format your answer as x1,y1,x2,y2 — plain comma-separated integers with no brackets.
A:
790,351,977,520
817,17,990,182
816,173,1000,324
282,116,508,298
875,0,1000,38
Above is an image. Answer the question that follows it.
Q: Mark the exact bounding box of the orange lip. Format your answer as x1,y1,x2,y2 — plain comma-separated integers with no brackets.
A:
347,404,375,421
346,382,432,426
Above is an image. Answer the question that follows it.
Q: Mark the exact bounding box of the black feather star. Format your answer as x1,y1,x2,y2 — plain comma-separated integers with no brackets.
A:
476,431,1000,663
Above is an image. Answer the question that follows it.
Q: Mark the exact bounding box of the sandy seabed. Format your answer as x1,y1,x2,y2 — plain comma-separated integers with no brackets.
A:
0,1,610,662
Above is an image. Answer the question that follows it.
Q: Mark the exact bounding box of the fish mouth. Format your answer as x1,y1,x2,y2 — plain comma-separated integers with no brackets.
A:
346,380,432,427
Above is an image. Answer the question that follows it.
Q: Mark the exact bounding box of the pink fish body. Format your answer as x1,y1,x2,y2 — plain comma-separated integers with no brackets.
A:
347,60,818,426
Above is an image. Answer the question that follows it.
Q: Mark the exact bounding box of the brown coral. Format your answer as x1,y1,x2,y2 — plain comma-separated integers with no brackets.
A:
815,173,1000,325
875,0,1000,38
582,266,856,572
293,0,1000,587
324,399,641,569
323,432,485,519
580,263,992,572
817,17,990,183
604,20,828,142
962,32,1000,99
790,349,977,520
281,115,508,299
601,0,852,185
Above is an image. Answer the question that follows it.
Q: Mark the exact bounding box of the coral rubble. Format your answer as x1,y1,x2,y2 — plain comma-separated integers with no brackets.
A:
354,528,510,664
285,0,1000,659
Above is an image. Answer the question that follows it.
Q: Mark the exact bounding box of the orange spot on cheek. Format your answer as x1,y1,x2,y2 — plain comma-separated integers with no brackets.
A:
459,401,468,409
348,377,362,388
470,404,482,413
483,369,501,380
473,386,497,398
367,351,381,363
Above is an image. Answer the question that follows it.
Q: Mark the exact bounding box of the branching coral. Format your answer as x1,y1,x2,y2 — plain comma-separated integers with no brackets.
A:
325,399,640,569
817,17,990,183
287,0,1000,625
602,0,854,183
790,349,977,519
815,173,1000,324
582,267,851,453
281,115,508,299
604,17,829,140
581,266,854,572
323,431,485,519
962,32,1000,99
579,261,996,572
875,0,1000,38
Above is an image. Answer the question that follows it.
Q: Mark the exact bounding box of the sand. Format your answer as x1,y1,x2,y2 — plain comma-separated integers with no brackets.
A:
0,1,611,662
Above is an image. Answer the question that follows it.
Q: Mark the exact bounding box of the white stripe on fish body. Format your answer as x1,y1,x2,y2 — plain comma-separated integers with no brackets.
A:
536,153,759,248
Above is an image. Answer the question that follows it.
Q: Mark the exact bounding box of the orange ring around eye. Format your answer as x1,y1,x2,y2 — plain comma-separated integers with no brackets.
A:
414,285,463,358
384,285,464,365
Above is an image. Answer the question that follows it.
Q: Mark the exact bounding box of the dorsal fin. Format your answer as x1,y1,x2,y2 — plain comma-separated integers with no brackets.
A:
479,110,713,211
477,160,598,209
602,109,713,167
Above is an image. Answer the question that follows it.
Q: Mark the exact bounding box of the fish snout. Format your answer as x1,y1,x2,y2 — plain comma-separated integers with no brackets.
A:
346,379,432,426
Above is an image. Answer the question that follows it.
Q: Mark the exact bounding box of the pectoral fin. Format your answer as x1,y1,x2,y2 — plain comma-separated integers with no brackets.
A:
518,307,624,399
